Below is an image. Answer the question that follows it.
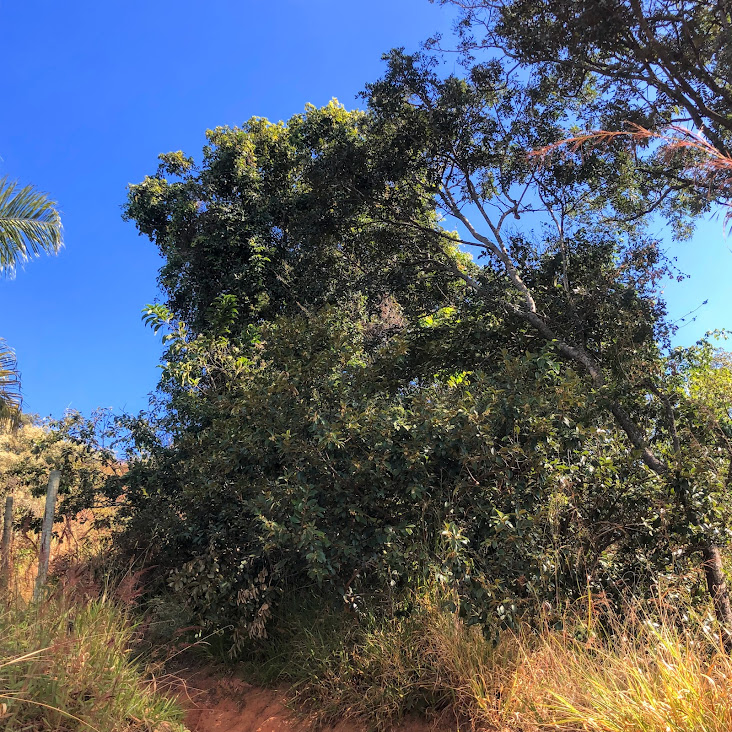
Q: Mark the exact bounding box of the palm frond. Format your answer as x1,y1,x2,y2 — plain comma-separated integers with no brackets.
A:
0,176,63,276
0,338,21,428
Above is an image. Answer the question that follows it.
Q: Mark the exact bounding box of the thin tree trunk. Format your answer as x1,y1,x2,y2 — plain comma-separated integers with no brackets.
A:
33,470,60,601
1,494,13,589
701,543,732,653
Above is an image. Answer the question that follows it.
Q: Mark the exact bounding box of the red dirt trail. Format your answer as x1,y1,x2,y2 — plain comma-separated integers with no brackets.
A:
178,671,456,732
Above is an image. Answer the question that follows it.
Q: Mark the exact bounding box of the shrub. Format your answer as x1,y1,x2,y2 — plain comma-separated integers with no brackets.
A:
118,307,684,650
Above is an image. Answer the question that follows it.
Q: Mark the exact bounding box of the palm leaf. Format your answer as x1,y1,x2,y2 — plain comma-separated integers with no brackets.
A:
0,338,21,428
0,177,62,276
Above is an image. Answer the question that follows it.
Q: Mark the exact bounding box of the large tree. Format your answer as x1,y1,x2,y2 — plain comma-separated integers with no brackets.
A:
434,0,732,207
125,10,732,643
125,87,726,637
423,0,732,643
359,41,732,640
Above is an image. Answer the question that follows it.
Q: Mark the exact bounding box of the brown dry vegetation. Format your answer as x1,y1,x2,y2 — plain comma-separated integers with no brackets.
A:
4,489,732,732
277,591,732,732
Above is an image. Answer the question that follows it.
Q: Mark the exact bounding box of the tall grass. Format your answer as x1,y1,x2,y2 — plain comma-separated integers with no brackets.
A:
510,613,732,732
0,590,187,731
427,602,732,731
235,586,732,731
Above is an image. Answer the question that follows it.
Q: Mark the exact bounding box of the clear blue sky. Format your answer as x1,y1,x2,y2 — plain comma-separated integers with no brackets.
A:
1,1,729,419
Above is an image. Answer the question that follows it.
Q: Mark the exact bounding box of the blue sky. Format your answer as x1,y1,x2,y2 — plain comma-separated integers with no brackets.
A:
1,0,729,419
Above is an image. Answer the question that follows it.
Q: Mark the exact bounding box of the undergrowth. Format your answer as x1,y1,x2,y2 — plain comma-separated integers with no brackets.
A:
5,552,730,732
513,612,732,732
0,589,187,731
34,547,731,732
205,585,732,732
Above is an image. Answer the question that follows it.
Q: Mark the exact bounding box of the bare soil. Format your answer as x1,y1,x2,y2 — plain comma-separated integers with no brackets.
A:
178,669,457,732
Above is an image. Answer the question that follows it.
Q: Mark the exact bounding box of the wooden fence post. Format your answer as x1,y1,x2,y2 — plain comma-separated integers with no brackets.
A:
1,494,13,587
33,470,60,601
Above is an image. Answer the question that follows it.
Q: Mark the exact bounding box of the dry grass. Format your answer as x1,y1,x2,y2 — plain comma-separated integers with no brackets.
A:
264,588,732,732
507,615,732,731
0,546,189,732
0,589,188,731
426,599,732,731
6,504,730,732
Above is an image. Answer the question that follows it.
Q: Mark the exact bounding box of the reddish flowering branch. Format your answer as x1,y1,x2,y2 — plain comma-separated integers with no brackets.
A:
530,124,732,227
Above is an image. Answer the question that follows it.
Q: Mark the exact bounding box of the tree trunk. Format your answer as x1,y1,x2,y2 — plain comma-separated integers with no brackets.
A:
701,542,732,653
1,494,13,589
33,470,60,601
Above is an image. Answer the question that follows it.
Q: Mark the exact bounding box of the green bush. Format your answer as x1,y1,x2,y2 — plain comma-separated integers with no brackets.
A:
118,305,687,651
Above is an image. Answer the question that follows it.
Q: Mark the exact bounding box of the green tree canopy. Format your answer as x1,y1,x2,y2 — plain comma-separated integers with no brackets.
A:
435,0,732,211
124,101,470,338
122,3,732,647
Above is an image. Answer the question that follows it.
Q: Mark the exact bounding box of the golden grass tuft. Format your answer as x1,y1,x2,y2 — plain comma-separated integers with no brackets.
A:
424,599,732,731
508,616,732,731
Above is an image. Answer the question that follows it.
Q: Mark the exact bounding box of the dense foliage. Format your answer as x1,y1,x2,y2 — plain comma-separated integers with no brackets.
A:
117,307,675,644
117,0,732,653
123,102,469,337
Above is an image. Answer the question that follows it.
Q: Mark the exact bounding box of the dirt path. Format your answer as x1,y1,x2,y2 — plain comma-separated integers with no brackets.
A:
178,670,456,732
